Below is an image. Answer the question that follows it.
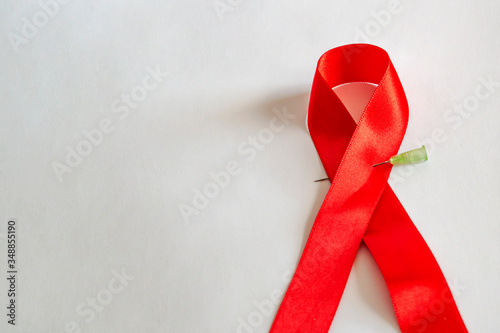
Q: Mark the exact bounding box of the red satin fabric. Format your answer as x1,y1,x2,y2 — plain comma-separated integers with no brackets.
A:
270,44,467,333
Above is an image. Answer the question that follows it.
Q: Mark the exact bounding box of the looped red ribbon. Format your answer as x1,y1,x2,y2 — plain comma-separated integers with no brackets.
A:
270,44,467,333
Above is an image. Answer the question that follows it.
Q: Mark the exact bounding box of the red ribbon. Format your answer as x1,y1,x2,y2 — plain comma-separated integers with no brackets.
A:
270,44,468,333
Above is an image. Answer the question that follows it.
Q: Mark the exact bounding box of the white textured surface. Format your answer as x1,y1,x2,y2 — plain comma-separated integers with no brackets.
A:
1,0,499,332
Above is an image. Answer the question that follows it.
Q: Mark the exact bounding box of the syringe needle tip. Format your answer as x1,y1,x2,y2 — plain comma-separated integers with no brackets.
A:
314,177,330,182
372,161,390,167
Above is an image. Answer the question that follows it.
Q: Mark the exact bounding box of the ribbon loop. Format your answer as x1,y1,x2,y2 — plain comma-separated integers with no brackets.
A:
270,44,467,333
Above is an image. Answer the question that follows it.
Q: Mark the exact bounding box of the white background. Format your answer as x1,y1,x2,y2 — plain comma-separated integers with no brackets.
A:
1,0,499,332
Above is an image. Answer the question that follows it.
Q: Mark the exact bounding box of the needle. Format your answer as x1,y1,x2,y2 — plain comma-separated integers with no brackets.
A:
314,177,330,182
314,145,428,182
372,161,390,167
372,145,428,167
